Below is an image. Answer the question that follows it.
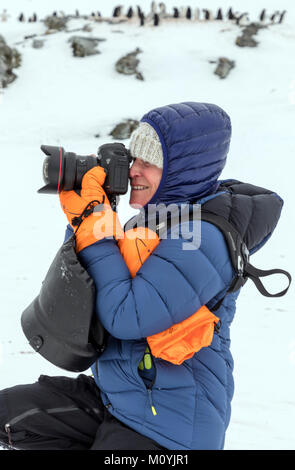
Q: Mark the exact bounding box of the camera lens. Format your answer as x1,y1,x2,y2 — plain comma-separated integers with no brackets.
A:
43,157,49,183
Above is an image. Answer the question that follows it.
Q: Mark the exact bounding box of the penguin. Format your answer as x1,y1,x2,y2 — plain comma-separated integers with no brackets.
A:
186,7,192,20
236,12,250,26
173,7,179,18
259,9,266,22
270,11,280,23
1,9,8,22
278,10,287,24
52,11,57,17
126,7,133,18
159,3,167,18
194,7,200,20
32,13,37,22
151,1,157,14
203,9,210,20
179,6,186,18
113,6,122,17
227,7,235,20
216,8,223,20
153,13,159,25
139,12,145,26
75,9,80,17
18,13,25,22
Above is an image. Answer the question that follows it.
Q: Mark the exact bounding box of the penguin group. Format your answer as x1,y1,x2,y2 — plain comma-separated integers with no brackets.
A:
17,12,38,22
259,9,287,24
11,5,287,27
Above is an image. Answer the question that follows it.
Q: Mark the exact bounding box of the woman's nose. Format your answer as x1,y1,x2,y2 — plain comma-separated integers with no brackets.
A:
129,159,141,178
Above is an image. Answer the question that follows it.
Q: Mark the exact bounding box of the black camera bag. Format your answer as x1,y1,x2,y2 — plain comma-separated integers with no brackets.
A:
21,234,107,372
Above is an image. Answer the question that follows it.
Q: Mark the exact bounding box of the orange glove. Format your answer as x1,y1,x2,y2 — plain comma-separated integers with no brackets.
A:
59,166,123,253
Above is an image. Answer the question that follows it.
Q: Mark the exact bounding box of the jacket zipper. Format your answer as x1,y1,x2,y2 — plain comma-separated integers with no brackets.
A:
147,352,158,416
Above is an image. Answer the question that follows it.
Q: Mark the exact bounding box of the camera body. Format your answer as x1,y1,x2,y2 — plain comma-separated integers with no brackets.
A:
38,143,133,197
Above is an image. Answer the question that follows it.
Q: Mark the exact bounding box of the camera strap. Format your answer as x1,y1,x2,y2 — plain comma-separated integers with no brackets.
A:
71,198,105,232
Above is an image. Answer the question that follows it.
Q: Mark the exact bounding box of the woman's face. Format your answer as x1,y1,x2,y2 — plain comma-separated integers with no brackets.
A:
129,158,163,209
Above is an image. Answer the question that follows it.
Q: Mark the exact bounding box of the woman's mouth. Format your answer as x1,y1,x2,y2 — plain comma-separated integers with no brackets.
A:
131,185,149,191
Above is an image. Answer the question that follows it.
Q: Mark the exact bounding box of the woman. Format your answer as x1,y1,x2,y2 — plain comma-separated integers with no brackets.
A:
0,102,285,450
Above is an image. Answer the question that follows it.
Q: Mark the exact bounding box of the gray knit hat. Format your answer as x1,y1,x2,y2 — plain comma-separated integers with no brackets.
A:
129,122,163,169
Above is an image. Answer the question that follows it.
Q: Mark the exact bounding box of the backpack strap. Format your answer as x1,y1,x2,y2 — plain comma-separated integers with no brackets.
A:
201,210,291,299
156,207,291,310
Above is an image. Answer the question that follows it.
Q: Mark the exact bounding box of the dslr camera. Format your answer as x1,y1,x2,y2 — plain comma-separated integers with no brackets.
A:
38,143,133,207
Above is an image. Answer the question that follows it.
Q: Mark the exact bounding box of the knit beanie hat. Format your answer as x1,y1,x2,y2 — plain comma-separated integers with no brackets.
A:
129,122,163,169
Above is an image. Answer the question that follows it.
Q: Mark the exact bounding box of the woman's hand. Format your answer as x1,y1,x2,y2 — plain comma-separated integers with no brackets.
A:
59,166,123,252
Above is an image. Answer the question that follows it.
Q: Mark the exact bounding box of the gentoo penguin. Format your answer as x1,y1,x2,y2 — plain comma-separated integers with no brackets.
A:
126,7,133,18
139,11,145,26
159,3,167,18
173,7,179,18
113,6,122,17
194,8,200,20
259,9,266,22
227,7,235,20
153,13,159,25
216,8,223,20
203,9,211,20
186,7,192,20
18,13,25,22
270,11,280,23
179,6,186,18
236,12,250,26
151,1,157,14
1,9,8,21
278,10,287,24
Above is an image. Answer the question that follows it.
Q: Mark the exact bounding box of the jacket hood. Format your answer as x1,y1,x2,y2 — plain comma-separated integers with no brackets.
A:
140,102,232,206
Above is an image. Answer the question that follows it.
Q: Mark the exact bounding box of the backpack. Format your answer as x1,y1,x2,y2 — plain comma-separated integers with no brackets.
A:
21,181,291,372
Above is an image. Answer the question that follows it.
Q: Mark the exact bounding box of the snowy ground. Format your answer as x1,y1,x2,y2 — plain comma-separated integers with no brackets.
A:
0,0,295,450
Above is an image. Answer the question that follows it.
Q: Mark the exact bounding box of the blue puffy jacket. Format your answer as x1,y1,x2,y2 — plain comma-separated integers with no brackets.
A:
74,103,283,450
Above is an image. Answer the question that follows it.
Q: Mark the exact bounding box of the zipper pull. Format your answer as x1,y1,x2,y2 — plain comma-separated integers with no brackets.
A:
148,389,157,416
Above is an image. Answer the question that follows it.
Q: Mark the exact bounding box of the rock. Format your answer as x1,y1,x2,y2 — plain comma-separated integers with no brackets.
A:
109,119,139,139
0,35,21,88
68,36,105,57
32,39,44,49
242,22,266,36
235,35,258,47
115,48,144,80
214,57,235,79
82,24,93,32
235,22,266,48
44,15,68,31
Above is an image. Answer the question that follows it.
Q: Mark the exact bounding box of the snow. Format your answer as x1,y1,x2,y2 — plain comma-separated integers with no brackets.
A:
0,0,295,450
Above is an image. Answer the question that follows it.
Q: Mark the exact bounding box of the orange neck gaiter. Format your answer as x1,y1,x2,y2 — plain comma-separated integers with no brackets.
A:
118,227,219,365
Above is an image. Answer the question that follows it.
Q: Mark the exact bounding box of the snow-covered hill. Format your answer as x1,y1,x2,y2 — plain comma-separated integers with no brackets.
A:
0,0,294,450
